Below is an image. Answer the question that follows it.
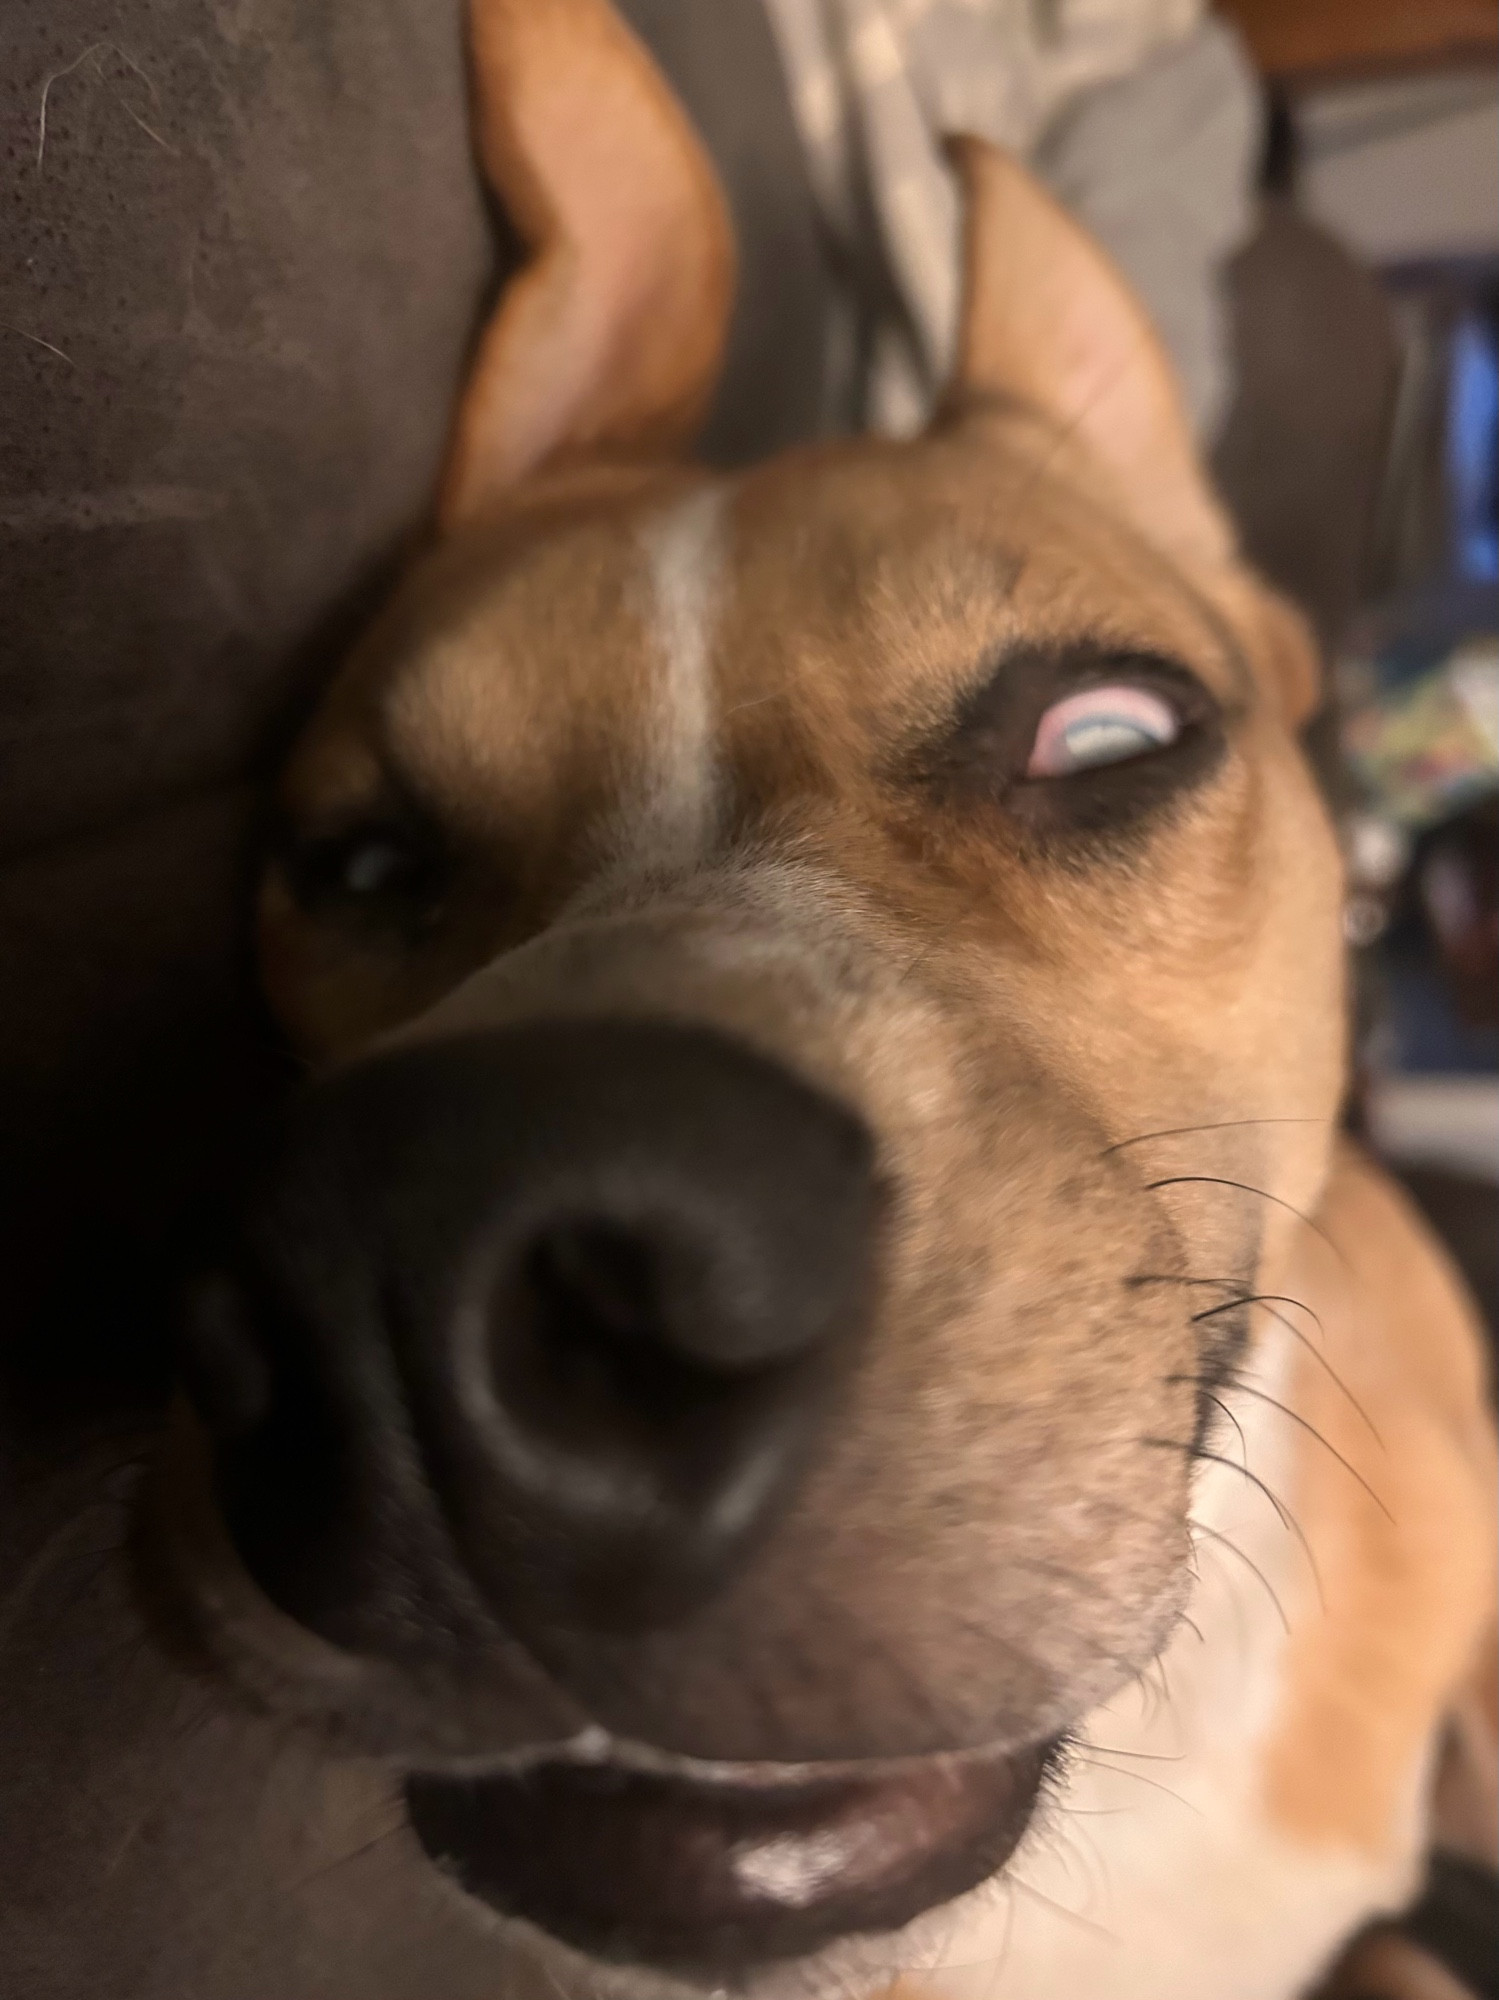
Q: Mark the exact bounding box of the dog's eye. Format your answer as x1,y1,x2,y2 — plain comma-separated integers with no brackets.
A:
337,834,419,897
915,643,1227,843
1025,685,1181,778
284,821,449,923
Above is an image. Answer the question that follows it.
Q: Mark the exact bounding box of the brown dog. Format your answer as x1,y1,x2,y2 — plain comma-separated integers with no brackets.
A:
161,2,1497,1995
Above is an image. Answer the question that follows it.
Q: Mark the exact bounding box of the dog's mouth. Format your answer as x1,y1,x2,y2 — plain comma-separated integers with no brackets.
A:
406,1735,1053,1973
153,1407,1062,1977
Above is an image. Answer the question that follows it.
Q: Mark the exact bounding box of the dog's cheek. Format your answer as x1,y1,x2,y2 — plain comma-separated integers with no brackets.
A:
854,1084,1200,1708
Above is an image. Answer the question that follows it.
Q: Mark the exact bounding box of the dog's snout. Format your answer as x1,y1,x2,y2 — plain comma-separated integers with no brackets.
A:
181,1020,878,1642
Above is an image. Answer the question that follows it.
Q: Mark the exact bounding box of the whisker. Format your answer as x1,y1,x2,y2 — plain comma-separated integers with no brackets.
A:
1102,1117,1328,1157
1049,1815,1111,1914
1189,1288,1328,1344
1006,1870,1119,1942
1067,1752,1201,1815
1168,1371,1393,1522
1153,1437,1291,1531
1127,1655,1170,1730
1149,1438,1323,1607
1197,1387,1249,1464
1076,1741,1184,1763
1187,1517,1290,1634
1127,1271,1253,1292
1192,1292,1382,1447
1144,1175,1347,1267
1131,1271,1384,1448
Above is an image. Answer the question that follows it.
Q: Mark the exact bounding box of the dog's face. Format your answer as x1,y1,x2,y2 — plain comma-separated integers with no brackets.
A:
169,4,1346,1986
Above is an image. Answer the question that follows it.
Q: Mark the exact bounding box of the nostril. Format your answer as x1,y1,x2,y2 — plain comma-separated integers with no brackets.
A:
177,1268,273,1437
494,1219,737,1450
531,1223,666,1377
473,1205,826,1630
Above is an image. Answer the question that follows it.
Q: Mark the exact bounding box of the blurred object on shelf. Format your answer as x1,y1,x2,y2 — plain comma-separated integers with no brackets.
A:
1340,806,1410,949
1341,635,1499,827
1418,798,1499,1026
1218,0,1498,85
1333,229,1499,870
1347,799,1499,1098
1367,281,1499,600
1449,305,1499,578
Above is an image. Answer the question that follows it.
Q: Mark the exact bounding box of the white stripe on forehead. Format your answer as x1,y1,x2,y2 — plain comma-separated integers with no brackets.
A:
631,483,727,869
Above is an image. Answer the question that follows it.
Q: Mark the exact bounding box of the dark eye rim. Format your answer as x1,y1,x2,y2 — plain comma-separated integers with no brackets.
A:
911,642,1234,845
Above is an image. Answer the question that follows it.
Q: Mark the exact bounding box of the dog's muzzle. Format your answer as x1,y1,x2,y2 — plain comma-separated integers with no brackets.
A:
172,1014,1052,1969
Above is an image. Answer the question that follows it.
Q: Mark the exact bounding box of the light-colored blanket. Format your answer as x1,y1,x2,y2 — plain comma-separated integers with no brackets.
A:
760,0,1259,437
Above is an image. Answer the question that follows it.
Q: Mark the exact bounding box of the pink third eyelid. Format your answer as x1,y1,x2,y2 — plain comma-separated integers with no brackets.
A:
1026,685,1179,778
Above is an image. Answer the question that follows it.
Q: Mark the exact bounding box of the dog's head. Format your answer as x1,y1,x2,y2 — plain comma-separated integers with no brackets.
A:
169,0,1346,1983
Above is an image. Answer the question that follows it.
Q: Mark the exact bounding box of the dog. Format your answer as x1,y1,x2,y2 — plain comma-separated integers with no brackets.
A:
158,1,1498,1994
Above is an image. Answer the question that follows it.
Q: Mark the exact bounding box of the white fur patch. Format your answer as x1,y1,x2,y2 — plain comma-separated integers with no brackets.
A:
632,485,727,869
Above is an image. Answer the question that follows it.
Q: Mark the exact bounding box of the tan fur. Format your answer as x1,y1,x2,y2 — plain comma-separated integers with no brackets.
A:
945,138,1235,574
227,3,1498,1993
1265,1149,1496,1855
439,0,733,521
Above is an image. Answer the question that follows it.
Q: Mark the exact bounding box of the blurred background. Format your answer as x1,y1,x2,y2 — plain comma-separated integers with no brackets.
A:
1219,0,1498,1330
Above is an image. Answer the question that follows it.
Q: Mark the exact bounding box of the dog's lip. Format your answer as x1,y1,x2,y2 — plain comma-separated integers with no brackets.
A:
407,1733,1054,1973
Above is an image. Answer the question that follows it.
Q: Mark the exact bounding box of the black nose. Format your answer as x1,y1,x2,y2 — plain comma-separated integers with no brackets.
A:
179,1020,877,1641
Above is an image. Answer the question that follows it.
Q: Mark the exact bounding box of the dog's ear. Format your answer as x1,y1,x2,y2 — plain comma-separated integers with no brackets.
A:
944,138,1235,572
438,0,735,525
1226,573,1325,727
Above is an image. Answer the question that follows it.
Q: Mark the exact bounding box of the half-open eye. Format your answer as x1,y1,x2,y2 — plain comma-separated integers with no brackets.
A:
283,818,450,924
337,832,421,897
1025,684,1181,778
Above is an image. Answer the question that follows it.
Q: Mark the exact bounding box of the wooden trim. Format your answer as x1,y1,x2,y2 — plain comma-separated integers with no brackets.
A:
1217,0,1498,84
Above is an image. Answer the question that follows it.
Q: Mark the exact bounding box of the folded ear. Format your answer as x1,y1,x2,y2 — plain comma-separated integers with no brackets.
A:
438,0,735,526
944,137,1235,571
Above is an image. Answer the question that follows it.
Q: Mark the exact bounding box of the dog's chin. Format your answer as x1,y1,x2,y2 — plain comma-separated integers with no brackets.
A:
407,1736,1054,1977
